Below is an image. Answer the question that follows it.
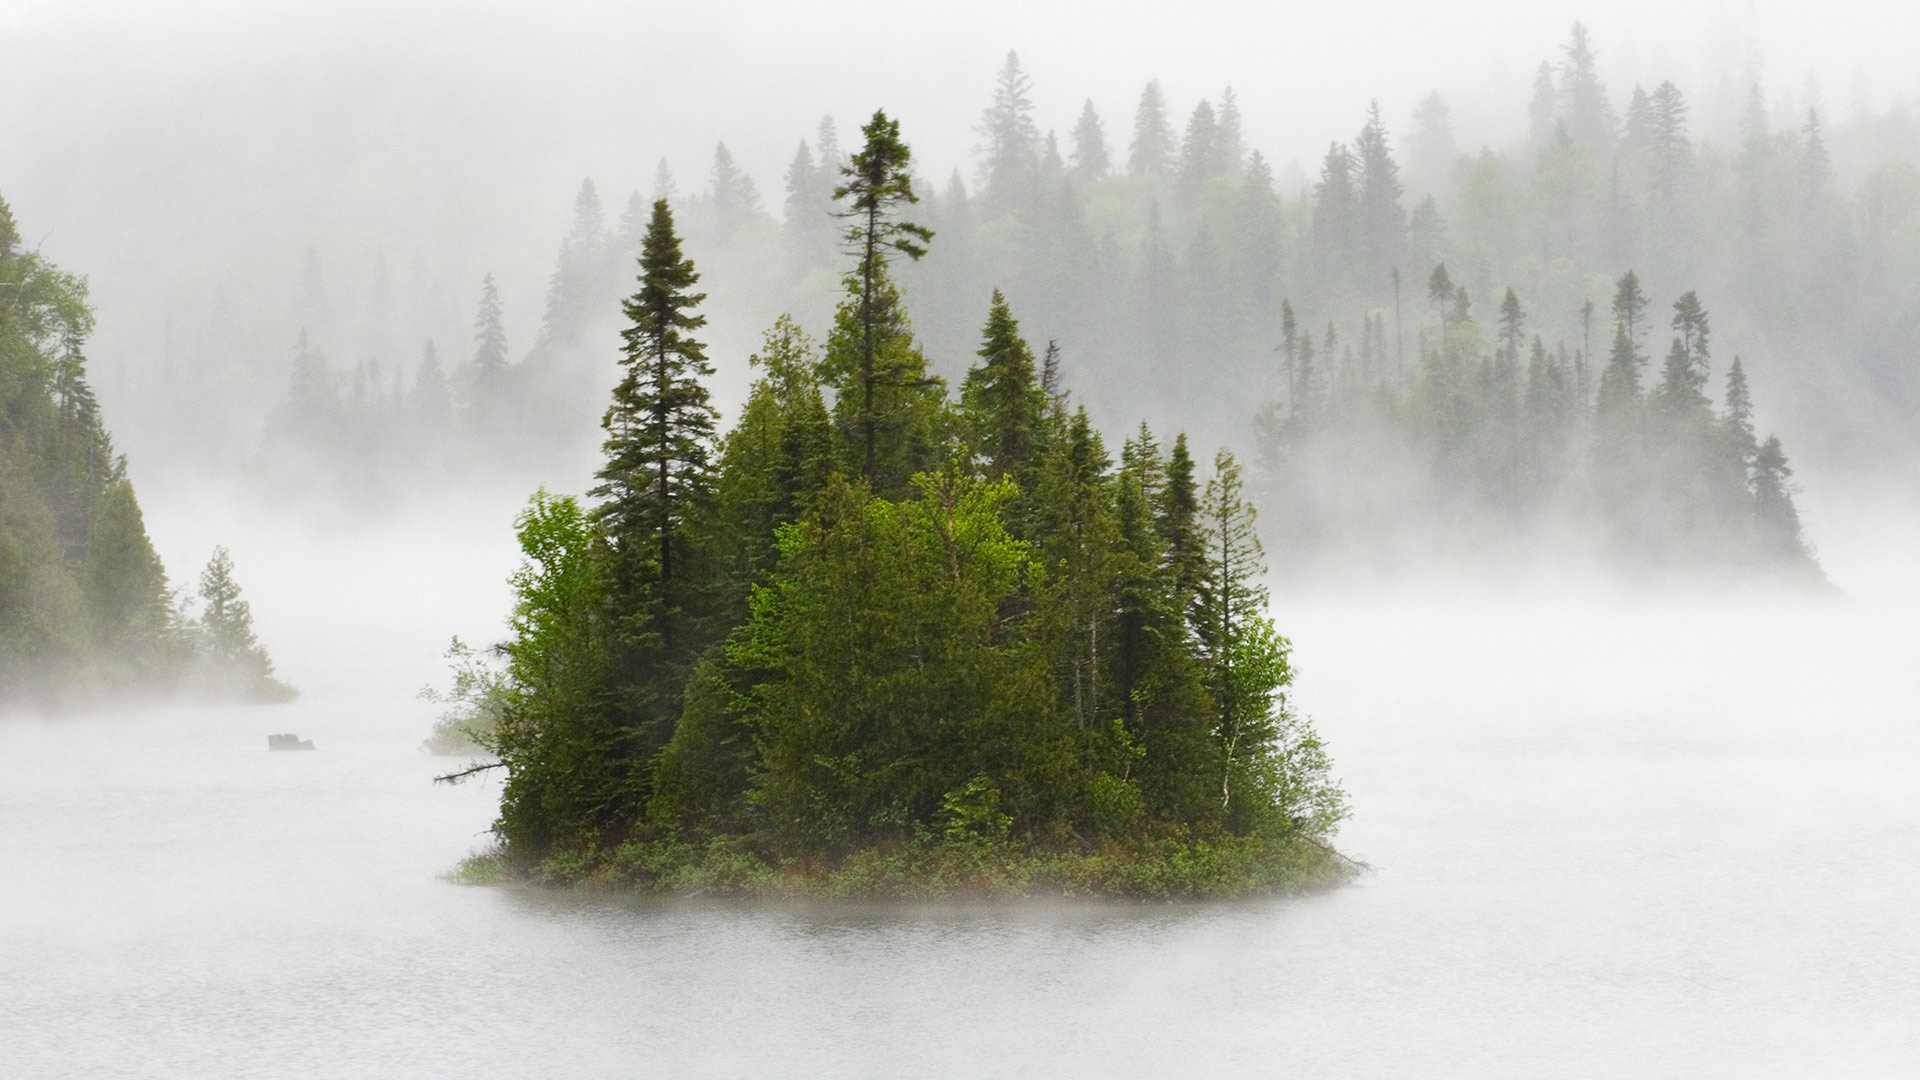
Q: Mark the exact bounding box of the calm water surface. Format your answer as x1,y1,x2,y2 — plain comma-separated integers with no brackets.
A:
4,502,1918,1077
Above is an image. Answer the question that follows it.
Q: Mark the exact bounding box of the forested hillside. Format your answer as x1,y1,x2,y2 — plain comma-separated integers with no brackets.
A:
0,195,292,705
444,116,1349,897
220,24,1877,577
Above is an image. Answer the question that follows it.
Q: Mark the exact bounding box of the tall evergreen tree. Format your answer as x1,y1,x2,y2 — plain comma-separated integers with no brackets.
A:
824,110,939,493
592,198,718,660
1354,101,1406,297
1129,81,1176,179
1177,100,1222,196
962,290,1046,483
1557,22,1617,149
1069,99,1111,182
976,51,1042,207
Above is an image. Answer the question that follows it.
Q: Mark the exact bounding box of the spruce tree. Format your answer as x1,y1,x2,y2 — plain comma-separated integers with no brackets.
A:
471,272,509,401
1354,101,1406,296
1128,81,1176,179
962,290,1045,483
1069,99,1110,182
824,110,939,492
195,546,291,700
1177,100,1221,196
1158,433,1206,613
593,198,718,659
976,52,1041,206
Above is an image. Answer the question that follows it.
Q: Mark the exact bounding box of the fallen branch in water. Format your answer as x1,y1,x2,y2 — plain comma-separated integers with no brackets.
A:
1300,833,1372,872
433,761,505,785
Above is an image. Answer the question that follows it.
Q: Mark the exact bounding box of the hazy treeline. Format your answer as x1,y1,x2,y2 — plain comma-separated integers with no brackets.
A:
0,195,291,705
445,116,1346,894
145,25,1912,566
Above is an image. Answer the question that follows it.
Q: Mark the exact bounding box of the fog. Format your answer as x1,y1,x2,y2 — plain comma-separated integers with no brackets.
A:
6,0,1920,1074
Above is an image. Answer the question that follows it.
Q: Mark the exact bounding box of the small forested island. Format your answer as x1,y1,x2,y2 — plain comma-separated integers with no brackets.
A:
444,114,1350,898
0,195,292,706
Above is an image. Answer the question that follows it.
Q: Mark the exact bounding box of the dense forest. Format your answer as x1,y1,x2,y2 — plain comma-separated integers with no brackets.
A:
0,194,292,706
442,115,1349,897
214,24,1882,577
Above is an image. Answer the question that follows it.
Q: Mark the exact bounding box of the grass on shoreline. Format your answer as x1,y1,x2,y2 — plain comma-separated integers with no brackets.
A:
448,830,1360,900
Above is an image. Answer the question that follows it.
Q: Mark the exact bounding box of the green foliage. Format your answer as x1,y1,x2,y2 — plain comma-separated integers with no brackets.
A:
421,636,508,754
190,546,295,702
1,192,292,704
467,118,1348,896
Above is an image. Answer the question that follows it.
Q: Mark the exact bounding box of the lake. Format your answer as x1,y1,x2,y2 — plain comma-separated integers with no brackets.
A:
4,490,1917,1077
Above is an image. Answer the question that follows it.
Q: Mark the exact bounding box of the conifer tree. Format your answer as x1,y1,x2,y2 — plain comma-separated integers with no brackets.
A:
1069,99,1111,182
1354,101,1406,296
471,274,508,385
962,290,1045,483
541,178,610,345
593,198,718,658
1177,100,1221,196
195,546,291,700
1527,63,1558,150
825,110,939,494
1128,81,1176,179
707,143,762,236
1311,143,1359,290
1596,319,1644,419
1557,22,1617,149
1216,87,1246,176
1612,270,1647,344
977,52,1042,206
1723,356,1757,461
1751,435,1808,560
1158,434,1206,612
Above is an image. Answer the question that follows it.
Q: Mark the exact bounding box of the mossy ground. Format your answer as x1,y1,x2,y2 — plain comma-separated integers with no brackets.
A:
450,831,1359,900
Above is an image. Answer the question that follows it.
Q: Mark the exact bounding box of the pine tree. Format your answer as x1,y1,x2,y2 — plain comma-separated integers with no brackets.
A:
1158,433,1206,614
1177,100,1221,196
1311,143,1359,292
1596,318,1644,419
1527,63,1558,151
976,51,1041,207
195,546,291,700
824,110,940,493
962,289,1045,483
541,178,610,346
707,142,762,237
1646,81,1692,206
1612,270,1647,344
472,273,508,379
1069,99,1111,182
1216,87,1246,176
1129,81,1176,179
1354,101,1406,297
593,198,718,658
1751,435,1808,561
1723,356,1757,461
1558,22,1617,149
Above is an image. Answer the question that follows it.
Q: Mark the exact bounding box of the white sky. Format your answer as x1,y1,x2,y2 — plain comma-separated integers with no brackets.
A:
3,0,1916,373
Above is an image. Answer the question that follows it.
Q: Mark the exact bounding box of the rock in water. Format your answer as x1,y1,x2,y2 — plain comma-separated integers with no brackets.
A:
268,733,315,751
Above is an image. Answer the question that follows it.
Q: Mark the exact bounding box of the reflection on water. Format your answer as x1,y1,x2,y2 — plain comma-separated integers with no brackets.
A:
5,501,1919,1076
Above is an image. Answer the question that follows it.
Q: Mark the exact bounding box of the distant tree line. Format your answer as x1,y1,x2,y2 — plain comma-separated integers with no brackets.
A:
249,25,1897,574
446,115,1347,897
0,194,292,705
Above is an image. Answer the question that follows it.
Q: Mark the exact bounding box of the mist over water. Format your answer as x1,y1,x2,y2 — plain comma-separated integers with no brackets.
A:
5,483,1917,1076
7,0,1920,1074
